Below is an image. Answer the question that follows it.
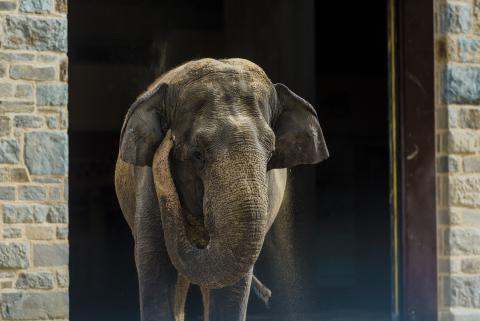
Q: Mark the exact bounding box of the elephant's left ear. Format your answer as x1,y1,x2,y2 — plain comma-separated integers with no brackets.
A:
268,83,329,170
119,83,170,167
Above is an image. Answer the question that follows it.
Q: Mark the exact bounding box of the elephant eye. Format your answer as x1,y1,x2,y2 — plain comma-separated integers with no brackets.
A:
193,151,202,161
191,149,205,170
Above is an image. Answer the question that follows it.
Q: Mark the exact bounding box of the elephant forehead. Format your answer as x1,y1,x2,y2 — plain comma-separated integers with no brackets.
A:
178,76,271,119
190,112,259,141
162,58,271,86
192,111,274,153
183,72,256,96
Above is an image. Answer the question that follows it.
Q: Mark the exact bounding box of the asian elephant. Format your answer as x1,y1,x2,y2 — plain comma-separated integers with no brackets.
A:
114,58,328,321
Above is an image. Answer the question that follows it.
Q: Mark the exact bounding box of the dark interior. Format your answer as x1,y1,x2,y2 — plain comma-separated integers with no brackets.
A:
69,1,390,320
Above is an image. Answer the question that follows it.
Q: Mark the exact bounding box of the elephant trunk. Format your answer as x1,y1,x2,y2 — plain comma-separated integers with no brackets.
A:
153,131,268,288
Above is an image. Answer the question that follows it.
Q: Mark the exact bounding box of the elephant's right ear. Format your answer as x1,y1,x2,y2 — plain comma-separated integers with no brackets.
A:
119,83,169,167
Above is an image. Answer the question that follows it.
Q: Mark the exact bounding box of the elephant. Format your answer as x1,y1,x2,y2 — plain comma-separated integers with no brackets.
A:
114,58,328,321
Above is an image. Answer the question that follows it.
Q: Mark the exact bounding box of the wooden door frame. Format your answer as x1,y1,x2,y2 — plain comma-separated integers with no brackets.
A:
389,0,437,320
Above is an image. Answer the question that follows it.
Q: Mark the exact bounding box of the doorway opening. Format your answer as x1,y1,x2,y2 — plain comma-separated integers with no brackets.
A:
69,1,391,320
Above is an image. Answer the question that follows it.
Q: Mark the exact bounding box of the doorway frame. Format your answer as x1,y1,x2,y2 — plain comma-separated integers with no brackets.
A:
389,0,438,320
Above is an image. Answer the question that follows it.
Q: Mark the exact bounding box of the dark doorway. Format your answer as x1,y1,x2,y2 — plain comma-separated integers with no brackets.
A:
69,1,390,320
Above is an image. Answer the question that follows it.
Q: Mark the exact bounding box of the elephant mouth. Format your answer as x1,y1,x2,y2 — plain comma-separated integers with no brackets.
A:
184,208,210,249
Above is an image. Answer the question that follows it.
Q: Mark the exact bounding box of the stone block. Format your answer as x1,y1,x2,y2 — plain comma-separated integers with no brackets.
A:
60,58,68,81
0,63,6,78
438,155,461,173
450,176,480,207
0,139,19,164
462,258,480,274
25,131,68,175
446,276,480,308
11,204,67,224
443,3,472,33
439,208,463,225
464,156,480,172
56,269,68,287
447,130,479,153
49,186,62,200
3,16,67,52
10,64,55,81
46,204,67,223
19,0,53,13
3,228,21,239
33,177,61,184
14,83,34,99
3,204,34,223
33,204,49,222
37,83,68,106
33,243,68,266
0,242,29,268
439,257,461,274
46,115,58,129
448,308,480,321
56,226,68,239
1,292,68,319
448,107,480,129
463,209,480,225
19,185,48,200
60,110,67,128
55,0,66,13
0,1,16,11
37,54,57,62
0,272,15,279
0,100,34,113
9,167,29,183
457,37,480,63
0,83,13,97
0,168,8,182
0,52,34,62
14,115,42,128
0,186,15,200
26,225,54,240
444,66,480,104
447,227,480,255
0,116,11,137
4,204,56,224
60,59,68,82
15,271,54,289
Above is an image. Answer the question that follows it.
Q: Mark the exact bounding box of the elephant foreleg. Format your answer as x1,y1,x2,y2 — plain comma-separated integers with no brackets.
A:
132,166,180,321
202,269,253,321
135,238,177,321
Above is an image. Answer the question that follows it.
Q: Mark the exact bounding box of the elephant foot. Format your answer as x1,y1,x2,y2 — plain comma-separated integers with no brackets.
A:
174,274,190,321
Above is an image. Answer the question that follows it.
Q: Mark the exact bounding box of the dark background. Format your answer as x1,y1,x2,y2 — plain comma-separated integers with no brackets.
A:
69,1,391,320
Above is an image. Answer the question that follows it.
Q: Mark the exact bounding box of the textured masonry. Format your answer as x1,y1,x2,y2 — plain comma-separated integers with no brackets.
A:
438,0,480,320
0,0,68,321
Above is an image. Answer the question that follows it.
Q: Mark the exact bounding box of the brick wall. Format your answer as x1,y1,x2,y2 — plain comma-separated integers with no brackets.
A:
438,0,480,320
0,0,68,320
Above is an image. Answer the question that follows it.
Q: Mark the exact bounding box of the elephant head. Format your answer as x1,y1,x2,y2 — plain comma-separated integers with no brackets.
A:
118,58,328,289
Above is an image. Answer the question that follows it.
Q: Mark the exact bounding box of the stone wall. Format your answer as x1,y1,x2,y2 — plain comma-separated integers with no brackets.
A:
0,0,68,320
438,0,480,320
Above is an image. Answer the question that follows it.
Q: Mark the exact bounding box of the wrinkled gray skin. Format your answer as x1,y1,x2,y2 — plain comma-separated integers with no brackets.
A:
114,58,328,321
